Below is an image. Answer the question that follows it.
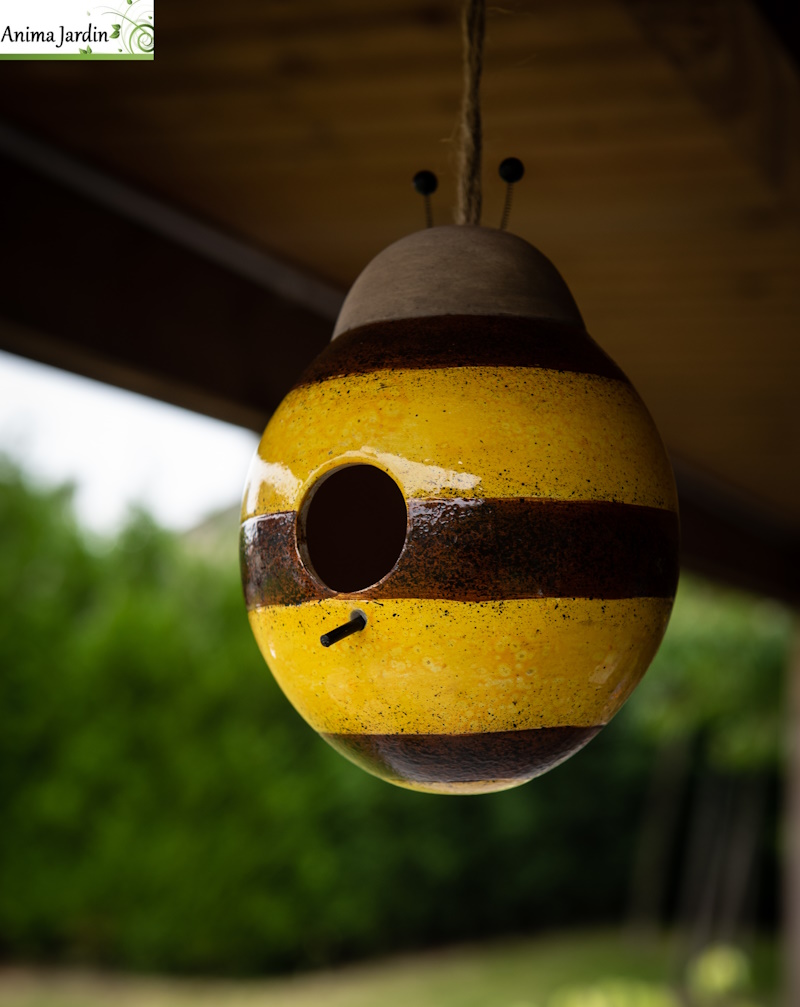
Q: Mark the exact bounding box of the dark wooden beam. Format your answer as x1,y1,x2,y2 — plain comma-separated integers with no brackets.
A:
0,121,343,432
674,460,800,605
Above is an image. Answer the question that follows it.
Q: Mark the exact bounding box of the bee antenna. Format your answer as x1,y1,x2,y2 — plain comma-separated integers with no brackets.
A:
498,157,525,231
412,170,438,228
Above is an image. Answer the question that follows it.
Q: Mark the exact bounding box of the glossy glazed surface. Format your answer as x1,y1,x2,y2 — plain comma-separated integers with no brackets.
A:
241,308,679,794
242,365,675,518
247,596,673,735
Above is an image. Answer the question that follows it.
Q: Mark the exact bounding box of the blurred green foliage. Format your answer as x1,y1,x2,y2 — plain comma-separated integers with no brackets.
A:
0,461,792,975
632,579,792,772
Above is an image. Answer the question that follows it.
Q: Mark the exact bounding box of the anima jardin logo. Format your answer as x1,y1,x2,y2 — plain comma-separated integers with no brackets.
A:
0,0,153,58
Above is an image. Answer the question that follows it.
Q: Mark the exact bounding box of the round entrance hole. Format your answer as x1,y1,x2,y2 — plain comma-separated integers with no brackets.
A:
299,464,408,593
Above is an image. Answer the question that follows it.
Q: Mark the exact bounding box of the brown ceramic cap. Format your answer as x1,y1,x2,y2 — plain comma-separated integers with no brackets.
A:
332,225,584,340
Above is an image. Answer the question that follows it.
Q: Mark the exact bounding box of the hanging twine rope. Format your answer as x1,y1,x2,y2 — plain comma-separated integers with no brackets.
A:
455,0,485,225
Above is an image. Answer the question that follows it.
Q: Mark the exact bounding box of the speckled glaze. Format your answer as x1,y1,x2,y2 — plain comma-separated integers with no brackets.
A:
241,226,679,795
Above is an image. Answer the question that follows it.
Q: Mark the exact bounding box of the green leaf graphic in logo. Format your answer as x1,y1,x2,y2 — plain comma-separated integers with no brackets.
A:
97,0,154,54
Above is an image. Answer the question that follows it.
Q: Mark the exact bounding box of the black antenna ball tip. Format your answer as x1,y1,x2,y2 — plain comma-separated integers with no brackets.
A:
499,157,525,183
413,170,438,195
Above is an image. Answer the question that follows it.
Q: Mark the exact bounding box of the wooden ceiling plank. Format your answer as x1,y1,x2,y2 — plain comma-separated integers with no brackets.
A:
623,0,800,204
0,1,798,598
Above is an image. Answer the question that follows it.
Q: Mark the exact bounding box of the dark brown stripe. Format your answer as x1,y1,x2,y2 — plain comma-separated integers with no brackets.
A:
293,315,629,387
240,512,334,609
241,498,679,608
322,727,602,784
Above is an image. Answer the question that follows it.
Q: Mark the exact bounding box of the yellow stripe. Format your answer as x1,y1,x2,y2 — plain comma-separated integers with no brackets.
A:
248,596,673,735
242,367,676,519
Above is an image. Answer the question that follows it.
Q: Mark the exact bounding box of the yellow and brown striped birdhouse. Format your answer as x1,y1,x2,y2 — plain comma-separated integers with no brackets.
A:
240,225,679,795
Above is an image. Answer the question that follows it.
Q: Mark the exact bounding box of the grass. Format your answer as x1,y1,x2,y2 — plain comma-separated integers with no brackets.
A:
0,930,781,1007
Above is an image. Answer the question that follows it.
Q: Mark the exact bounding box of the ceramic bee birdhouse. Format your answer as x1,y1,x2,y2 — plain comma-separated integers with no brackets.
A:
240,225,679,794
